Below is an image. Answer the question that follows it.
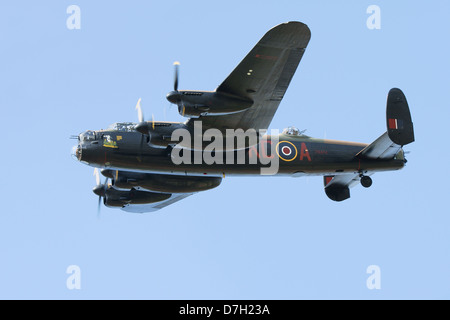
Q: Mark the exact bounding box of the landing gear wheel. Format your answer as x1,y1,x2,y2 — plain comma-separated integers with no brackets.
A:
360,175,373,188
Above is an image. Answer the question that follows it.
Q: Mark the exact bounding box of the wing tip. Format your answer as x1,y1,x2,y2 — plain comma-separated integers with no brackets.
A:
263,21,311,48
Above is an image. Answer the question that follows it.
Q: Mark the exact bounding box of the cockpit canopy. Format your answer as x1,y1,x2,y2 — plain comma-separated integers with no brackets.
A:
79,130,96,141
283,126,305,136
107,122,136,132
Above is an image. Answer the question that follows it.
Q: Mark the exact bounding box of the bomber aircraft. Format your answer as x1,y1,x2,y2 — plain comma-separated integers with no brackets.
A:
72,21,414,213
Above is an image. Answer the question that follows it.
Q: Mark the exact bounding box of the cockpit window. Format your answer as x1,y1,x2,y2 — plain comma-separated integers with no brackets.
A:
80,130,96,141
283,126,301,136
107,122,136,132
282,126,309,137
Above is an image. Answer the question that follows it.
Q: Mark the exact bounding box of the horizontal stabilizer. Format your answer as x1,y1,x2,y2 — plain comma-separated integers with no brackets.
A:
357,132,401,160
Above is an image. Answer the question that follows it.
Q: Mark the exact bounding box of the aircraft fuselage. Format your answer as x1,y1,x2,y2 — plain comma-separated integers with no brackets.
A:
74,129,404,177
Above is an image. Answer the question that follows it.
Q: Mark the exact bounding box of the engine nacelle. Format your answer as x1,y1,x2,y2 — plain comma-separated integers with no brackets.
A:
148,133,172,148
135,122,187,148
104,188,171,208
105,170,222,193
166,90,253,118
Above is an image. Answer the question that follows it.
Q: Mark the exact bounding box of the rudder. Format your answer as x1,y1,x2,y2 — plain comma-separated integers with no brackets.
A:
386,88,415,146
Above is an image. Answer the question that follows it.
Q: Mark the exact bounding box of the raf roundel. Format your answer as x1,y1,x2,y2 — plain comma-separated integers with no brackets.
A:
276,141,298,161
282,146,292,156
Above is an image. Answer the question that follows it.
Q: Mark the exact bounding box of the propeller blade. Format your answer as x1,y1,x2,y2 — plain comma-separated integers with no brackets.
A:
152,114,155,130
93,168,100,186
97,177,109,218
173,61,180,91
97,195,102,219
93,172,108,218
135,98,144,123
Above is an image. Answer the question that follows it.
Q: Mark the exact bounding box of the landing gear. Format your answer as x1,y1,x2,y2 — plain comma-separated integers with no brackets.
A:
360,175,373,188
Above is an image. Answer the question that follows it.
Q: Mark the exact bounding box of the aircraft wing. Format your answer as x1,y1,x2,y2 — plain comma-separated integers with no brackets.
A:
187,21,311,132
121,193,193,213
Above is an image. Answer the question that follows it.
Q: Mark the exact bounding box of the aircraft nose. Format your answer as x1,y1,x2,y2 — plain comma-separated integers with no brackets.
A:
166,91,181,104
71,144,82,161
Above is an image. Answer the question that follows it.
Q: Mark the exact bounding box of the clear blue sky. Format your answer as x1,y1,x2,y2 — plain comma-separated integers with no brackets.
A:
0,0,449,299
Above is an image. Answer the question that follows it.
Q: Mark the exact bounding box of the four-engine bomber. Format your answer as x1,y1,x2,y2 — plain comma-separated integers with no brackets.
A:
73,21,414,213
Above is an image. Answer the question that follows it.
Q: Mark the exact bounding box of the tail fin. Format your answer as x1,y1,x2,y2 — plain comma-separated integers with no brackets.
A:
357,88,414,160
324,88,414,202
386,88,415,146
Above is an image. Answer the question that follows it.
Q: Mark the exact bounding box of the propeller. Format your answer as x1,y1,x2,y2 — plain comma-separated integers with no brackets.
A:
136,98,144,123
94,168,101,186
134,98,155,134
166,61,185,116
93,168,109,218
173,61,180,92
